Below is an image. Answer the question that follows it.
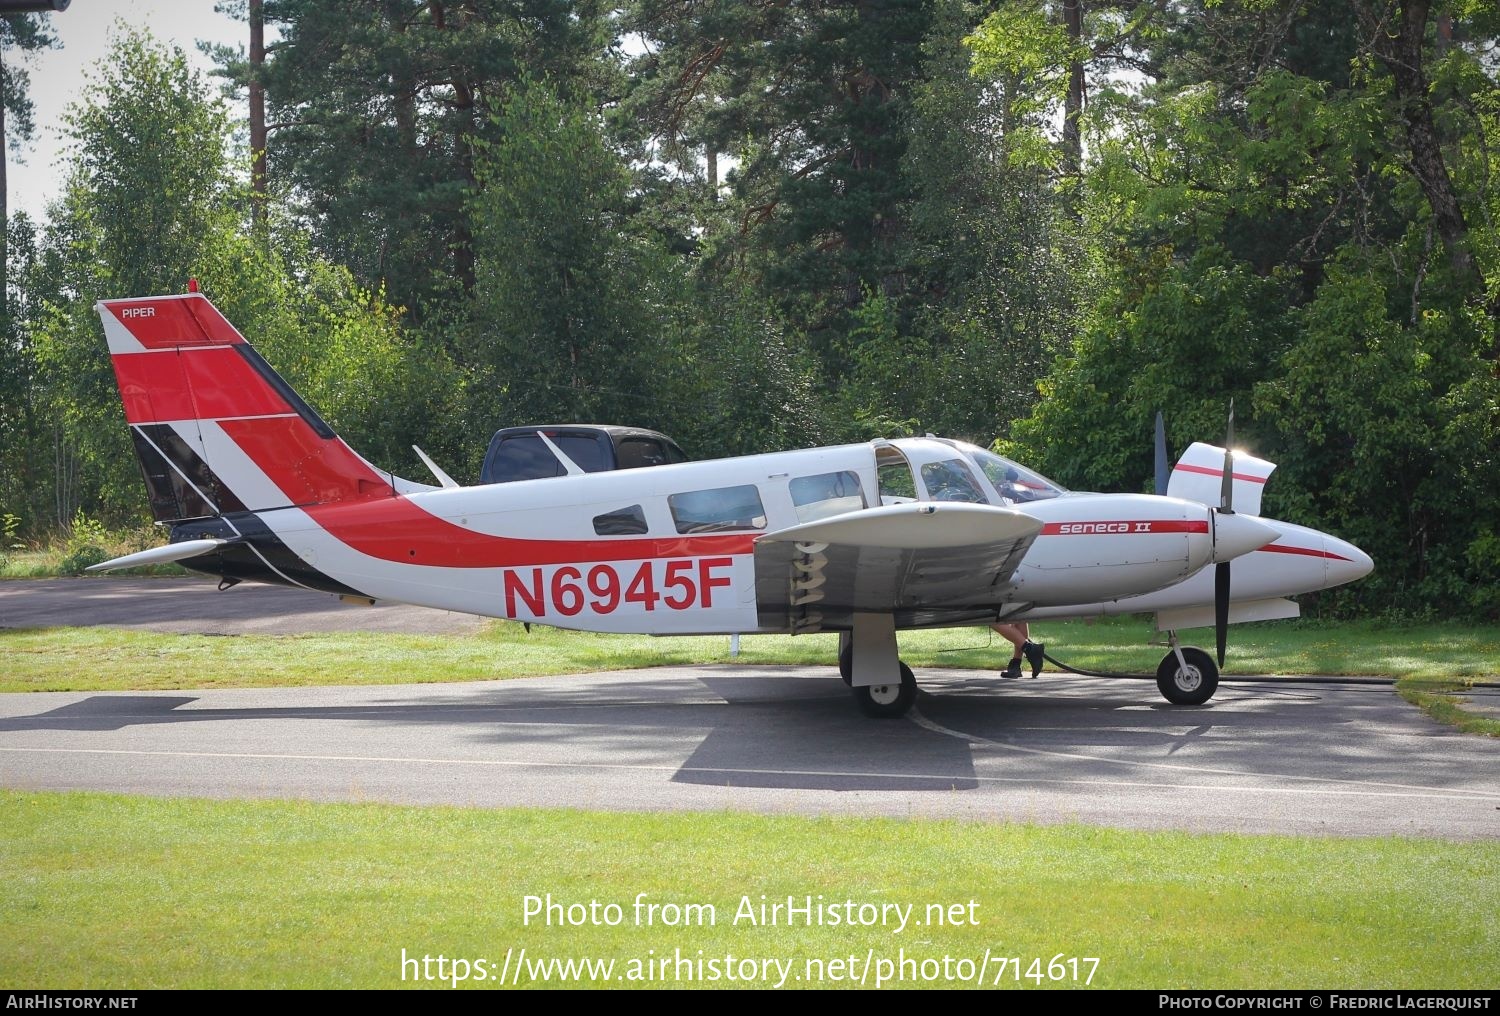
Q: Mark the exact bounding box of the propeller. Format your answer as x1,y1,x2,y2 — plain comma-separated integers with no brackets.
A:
1214,400,1235,666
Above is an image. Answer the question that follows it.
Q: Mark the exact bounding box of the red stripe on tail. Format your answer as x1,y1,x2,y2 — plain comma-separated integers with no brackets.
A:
217,417,393,505
111,347,294,424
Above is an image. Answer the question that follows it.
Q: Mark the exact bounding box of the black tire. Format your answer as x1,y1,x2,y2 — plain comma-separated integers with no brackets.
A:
853,662,917,718
838,641,853,685
1156,647,1219,705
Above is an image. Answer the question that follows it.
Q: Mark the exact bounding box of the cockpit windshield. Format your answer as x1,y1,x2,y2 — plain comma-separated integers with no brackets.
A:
953,443,1068,504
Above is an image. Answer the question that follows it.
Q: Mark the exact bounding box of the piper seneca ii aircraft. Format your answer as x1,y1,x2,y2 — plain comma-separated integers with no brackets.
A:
91,290,1372,717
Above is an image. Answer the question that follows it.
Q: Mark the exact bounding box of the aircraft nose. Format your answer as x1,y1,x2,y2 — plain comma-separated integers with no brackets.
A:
1324,535,1374,587
1212,511,1281,563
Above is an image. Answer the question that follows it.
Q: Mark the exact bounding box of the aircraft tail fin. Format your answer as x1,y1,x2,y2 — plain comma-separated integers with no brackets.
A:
96,292,429,522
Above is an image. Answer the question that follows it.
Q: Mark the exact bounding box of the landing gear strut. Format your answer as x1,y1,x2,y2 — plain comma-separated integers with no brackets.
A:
840,617,919,718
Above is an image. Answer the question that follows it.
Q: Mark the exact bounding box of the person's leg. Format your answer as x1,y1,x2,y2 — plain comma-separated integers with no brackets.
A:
991,623,1026,678
1022,631,1045,677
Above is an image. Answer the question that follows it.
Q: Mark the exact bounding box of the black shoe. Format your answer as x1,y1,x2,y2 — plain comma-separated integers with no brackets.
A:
1000,658,1022,679
1023,641,1045,678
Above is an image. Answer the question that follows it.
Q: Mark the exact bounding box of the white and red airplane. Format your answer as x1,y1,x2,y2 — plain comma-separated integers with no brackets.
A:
89,290,1372,717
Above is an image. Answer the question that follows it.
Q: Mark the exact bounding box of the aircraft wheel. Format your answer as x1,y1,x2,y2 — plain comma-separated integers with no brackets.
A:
853,662,917,718
1156,647,1219,705
838,642,852,685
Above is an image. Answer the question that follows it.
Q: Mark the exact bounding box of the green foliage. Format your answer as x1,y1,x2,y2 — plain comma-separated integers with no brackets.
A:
58,508,109,575
1005,1,1500,619
1255,258,1500,614
1008,248,1290,492
0,511,21,570
465,79,674,441
234,0,614,314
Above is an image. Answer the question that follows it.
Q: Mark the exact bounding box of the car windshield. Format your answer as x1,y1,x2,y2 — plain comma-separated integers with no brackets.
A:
956,443,1068,504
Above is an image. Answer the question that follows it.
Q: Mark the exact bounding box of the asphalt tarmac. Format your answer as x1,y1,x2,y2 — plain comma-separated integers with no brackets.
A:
0,576,486,634
2,579,1497,839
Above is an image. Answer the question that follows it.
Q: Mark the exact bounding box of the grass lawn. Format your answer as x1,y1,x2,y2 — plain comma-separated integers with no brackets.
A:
3,615,1496,735
2,790,1496,989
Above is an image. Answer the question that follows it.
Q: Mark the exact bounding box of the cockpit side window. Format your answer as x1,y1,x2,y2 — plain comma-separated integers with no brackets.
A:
920,459,987,503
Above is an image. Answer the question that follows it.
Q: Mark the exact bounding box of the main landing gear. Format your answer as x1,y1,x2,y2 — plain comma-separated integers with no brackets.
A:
838,618,919,718
1155,634,1219,705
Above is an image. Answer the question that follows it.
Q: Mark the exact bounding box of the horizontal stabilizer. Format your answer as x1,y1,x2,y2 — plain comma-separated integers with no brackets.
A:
758,501,1042,551
85,538,235,573
1155,596,1299,632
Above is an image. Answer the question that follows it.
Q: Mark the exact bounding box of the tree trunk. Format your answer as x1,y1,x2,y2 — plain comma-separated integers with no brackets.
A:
249,0,267,226
1,47,8,330
1062,0,1084,178
1375,0,1477,288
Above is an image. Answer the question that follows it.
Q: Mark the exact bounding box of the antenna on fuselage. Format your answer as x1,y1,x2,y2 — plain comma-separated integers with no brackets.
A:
536,432,586,476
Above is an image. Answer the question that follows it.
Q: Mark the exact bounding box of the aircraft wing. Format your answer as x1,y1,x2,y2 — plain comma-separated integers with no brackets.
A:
752,502,1042,631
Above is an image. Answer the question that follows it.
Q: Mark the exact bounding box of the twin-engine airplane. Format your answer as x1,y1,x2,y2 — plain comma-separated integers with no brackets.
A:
90,291,1372,717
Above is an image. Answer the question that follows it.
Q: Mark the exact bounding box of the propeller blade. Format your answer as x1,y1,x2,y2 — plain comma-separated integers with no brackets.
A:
1215,561,1230,666
1154,412,1169,496
1220,399,1235,513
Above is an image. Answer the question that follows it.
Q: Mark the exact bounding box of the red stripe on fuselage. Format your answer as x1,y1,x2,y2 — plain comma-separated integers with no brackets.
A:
1175,463,1269,484
110,348,292,424
218,416,392,505
103,295,247,349
1039,520,1208,536
1257,543,1349,562
302,495,757,568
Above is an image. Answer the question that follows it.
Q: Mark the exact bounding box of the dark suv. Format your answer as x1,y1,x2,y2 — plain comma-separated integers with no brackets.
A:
478,425,689,484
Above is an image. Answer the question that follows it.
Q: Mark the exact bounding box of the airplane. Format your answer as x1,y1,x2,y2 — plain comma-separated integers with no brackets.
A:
87,288,1373,718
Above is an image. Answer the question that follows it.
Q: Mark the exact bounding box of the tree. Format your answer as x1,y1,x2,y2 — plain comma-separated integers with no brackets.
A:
465,80,682,439
1,10,59,328
24,28,454,525
1002,0,1500,615
215,0,615,316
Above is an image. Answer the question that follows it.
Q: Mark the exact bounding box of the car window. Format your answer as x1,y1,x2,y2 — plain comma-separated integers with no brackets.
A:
615,437,667,469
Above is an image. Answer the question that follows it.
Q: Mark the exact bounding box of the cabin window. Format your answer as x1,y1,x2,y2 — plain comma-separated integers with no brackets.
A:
593,504,648,536
921,459,986,503
877,462,916,503
669,484,767,534
790,471,866,523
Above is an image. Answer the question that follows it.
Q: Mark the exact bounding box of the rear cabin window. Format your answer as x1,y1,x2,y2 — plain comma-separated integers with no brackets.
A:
790,471,866,523
921,459,987,503
593,504,648,536
669,485,767,534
